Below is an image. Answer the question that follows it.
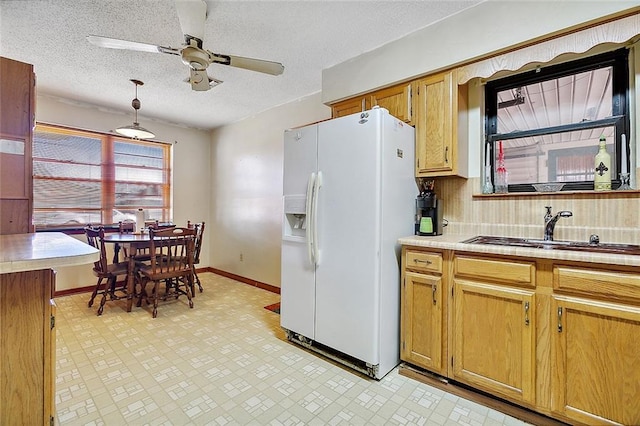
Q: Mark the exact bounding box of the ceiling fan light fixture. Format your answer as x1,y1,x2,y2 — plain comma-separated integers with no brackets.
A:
116,79,155,139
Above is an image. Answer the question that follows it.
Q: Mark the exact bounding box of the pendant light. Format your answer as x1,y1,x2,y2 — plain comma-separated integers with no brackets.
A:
115,79,155,139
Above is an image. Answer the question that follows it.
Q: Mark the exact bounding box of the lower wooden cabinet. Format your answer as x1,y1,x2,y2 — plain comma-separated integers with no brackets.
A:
0,269,56,425
400,248,447,375
451,254,536,404
452,279,536,404
550,264,640,425
401,245,640,424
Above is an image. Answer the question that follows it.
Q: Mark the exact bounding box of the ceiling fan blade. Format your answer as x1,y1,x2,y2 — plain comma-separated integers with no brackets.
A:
175,0,207,45
87,35,180,56
210,53,285,76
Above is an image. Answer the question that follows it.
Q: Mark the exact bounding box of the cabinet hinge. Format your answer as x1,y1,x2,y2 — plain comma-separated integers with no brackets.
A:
402,341,405,350
451,357,454,367
50,314,55,330
50,415,55,426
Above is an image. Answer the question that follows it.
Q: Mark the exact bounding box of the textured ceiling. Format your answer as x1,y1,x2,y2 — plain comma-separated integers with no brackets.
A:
0,0,482,131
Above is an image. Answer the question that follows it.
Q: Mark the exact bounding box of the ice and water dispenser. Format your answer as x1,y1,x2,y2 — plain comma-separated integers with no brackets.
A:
283,195,307,241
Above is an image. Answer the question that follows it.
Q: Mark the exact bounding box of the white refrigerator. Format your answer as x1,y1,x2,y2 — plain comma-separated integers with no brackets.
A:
280,107,416,379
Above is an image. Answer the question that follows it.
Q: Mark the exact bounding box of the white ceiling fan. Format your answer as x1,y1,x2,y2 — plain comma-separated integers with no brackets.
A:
87,0,285,91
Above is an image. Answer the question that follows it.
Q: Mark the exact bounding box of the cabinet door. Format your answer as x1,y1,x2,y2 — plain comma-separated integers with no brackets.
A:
0,57,34,234
452,279,536,404
369,83,412,123
551,296,640,425
0,198,31,234
331,97,368,118
0,269,55,425
414,71,453,175
0,57,34,138
401,271,445,374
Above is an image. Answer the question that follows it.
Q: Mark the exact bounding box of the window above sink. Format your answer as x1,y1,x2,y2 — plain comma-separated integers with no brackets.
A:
483,48,631,193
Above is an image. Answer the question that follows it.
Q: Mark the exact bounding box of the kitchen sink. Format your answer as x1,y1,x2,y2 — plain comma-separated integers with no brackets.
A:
461,235,640,256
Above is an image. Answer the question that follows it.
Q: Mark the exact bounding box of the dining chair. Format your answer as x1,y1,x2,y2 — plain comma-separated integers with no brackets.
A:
84,226,130,315
188,221,206,293
135,226,197,318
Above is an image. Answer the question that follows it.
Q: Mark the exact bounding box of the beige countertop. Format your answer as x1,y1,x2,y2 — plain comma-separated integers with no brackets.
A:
0,232,99,274
399,234,640,267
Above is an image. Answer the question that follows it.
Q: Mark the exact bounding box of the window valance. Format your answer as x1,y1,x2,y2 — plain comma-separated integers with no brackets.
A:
457,12,640,85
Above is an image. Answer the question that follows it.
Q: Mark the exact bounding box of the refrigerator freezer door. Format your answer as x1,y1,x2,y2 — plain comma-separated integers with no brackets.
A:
283,127,318,196
281,240,316,338
314,109,383,364
280,126,318,339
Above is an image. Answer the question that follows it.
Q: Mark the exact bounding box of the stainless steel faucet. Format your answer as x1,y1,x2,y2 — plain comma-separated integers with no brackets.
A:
544,206,573,241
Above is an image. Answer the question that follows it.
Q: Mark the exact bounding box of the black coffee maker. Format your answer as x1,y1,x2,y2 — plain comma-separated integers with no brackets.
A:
415,180,443,236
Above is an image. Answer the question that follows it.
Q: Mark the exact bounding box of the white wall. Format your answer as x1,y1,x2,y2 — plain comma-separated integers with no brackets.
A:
210,93,331,288
36,95,211,292
323,1,639,103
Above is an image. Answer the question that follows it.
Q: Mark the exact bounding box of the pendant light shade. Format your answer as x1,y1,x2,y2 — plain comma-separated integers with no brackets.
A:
116,79,155,140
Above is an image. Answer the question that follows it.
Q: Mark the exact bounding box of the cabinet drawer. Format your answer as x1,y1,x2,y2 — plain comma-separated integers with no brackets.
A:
454,255,535,288
405,250,442,274
554,265,640,303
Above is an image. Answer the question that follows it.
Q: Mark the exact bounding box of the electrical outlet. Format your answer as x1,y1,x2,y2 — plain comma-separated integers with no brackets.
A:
240,253,243,261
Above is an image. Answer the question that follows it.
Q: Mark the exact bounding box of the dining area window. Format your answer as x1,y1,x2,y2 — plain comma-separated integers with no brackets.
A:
33,124,171,229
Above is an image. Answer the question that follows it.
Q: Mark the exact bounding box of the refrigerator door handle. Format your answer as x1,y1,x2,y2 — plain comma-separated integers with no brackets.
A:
306,172,316,266
312,171,323,266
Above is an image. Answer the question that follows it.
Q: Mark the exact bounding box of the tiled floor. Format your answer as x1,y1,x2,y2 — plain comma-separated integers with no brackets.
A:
54,272,530,425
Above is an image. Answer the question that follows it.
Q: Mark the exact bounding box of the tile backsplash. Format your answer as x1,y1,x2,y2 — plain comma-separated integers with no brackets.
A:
435,175,640,245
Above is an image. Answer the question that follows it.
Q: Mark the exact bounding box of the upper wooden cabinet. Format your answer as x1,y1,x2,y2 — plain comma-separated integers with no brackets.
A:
0,57,34,234
331,82,412,123
0,57,34,139
369,83,412,123
413,69,468,178
332,96,368,118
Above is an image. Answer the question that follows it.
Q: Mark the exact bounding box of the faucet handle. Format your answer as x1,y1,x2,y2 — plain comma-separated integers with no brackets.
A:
544,206,552,220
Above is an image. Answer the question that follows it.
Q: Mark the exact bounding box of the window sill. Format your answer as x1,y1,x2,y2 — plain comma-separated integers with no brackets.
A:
473,189,640,198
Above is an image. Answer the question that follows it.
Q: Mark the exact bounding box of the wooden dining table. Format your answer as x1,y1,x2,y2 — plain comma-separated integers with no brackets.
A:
103,232,153,312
